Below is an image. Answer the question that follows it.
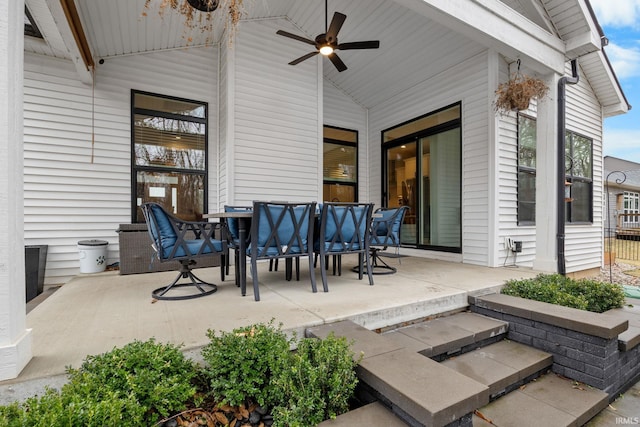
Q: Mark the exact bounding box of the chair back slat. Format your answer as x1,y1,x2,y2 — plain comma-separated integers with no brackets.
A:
252,202,315,258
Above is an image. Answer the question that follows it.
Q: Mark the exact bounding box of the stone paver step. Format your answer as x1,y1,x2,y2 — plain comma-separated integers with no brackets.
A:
317,402,408,426
307,319,490,426
382,312,508,359
473,372,609,427
604,298,640,351
441,340,552,399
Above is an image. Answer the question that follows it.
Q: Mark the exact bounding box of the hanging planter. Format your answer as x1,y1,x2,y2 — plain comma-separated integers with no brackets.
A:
142,0,244,45
186,0,219,12
494,60,549,114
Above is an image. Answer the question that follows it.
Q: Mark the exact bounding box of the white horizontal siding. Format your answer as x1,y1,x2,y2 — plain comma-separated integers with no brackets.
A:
495,57,537,268
229,19,321,204
368,51,491,265
24,46,219,285
564,63,604,273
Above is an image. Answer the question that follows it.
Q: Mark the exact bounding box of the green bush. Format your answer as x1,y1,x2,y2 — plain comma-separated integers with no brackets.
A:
201,320,293,408
501,274,625,313
271,333,360,427
0,339,198,426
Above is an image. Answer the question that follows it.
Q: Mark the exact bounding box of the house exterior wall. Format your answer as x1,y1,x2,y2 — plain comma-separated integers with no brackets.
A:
367,51,490,266
564,63,605,273
494,60,605,273
23,47,219,285
225,18,322,205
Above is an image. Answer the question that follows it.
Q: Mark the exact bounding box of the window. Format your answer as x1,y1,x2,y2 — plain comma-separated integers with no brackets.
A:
24,6,43,39
623,192,640,226
565,131,593,223
132,90,208,222
323,126,357,202
517,114,536,224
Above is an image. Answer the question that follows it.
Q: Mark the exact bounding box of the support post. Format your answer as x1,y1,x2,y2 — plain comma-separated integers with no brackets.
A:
0,0,33,381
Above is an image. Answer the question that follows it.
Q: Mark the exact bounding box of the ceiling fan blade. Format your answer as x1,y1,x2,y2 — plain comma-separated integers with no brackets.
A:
276,30,316,46
326,12,346,41
289,51,319,66
337,40,380,50
328,53,347,72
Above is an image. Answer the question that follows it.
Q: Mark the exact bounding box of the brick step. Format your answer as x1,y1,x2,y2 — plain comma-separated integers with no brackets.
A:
440,340,552,400
473,371,609,427
382,312,509,361
307,319,490,426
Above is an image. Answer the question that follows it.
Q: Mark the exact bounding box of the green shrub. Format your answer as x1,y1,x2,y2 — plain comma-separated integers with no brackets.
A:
201,320,293,408
0,339,198,426
64,339,197,424
501,274,625,313
271,333,360,427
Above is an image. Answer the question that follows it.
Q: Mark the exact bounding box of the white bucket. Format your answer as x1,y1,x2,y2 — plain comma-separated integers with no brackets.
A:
78,240,109,273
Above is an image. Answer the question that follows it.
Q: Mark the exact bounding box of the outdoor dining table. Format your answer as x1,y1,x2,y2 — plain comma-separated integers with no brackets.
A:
203,211,252,297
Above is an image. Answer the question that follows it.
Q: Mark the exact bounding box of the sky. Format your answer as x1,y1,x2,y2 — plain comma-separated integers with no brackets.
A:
589,0,640,163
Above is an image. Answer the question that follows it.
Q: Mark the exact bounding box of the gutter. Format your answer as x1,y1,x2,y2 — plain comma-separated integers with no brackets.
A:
557,59,579,275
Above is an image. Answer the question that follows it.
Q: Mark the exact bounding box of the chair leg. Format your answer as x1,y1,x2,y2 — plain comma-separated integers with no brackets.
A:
295,257,300,281
311,253,321,293
151,260,218,301
251,257,260,301
220,254,226,282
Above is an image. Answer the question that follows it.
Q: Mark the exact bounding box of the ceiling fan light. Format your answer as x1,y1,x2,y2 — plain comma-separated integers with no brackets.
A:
319,45,334,55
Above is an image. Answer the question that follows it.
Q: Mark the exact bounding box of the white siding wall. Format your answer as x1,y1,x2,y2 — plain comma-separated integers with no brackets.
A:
565,64,604,273
368,51,491,265
323,82,369,202
227,18,321,204
24,47,219,285
494,59,604,273
495,57,538,268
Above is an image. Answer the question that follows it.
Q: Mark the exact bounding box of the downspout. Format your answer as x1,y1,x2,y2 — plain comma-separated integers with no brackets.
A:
557,59,579,275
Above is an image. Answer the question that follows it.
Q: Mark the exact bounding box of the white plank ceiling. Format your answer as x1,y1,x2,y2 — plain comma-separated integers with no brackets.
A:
24,0,626,112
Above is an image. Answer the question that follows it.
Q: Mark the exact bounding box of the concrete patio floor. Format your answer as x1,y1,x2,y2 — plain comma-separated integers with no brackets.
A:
2,255,538,404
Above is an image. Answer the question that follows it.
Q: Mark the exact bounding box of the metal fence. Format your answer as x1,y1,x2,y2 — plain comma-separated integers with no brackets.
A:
604,227,640,262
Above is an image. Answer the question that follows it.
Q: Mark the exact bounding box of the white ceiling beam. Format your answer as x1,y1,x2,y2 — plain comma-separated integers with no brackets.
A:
44,0,92,84
394,0,567,74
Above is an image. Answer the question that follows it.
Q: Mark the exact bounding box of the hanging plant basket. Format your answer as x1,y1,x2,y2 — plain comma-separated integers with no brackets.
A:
186,0,219,12
494,71,549,114
142,0,244,45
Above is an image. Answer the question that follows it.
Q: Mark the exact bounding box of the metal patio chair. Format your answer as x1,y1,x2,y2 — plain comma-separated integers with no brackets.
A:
369,206,409,274
141,202,227,301
248,201,317,301
315,202,374,291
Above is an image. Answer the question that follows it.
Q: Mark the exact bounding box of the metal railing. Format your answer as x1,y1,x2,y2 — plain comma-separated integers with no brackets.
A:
605,227,640,261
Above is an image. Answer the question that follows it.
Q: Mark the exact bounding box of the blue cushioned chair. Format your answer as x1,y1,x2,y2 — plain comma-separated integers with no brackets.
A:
315,203,374,291
369,206,409,274
141,202,227,300
248,201,317,301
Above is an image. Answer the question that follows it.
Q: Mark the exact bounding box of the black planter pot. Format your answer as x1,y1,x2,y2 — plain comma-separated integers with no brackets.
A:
187,0,219,12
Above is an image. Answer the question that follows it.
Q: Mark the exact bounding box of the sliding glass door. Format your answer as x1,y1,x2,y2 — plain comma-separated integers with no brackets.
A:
382,104,461,252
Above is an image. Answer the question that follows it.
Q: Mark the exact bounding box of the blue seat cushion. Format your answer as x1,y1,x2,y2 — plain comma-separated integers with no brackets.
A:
225,206,251,241
315,206,368,252
253,205,310,253
374,209,401,236
150,204,177,250
162,239,224,259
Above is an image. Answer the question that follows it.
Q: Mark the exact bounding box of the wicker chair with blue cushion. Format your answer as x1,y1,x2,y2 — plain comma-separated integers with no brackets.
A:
369,206,409,274
248,201,317,301
141,202,227,301
315,202,374,291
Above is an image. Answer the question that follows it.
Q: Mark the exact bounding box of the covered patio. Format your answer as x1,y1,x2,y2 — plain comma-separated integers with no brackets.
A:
1,255,537,399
